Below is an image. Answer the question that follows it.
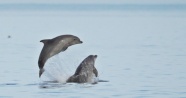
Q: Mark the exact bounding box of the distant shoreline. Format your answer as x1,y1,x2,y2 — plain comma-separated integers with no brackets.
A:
0,4,186,11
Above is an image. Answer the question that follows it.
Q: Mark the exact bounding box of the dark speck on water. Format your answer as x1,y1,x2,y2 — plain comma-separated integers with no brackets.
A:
7,35,11,38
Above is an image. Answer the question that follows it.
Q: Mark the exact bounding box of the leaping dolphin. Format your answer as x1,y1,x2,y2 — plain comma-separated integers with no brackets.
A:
38,35,83,77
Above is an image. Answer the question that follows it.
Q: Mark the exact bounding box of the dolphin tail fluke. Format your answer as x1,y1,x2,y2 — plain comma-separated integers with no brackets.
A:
39,68,45,78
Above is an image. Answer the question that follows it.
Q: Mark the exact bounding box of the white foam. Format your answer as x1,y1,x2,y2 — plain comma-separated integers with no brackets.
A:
40,53,80,83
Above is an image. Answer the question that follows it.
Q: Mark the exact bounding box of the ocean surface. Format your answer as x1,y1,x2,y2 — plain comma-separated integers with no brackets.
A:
0,3,186,98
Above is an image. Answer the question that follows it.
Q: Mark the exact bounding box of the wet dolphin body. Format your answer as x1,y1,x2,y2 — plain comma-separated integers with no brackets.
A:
38,35,83,77
66,55,98,83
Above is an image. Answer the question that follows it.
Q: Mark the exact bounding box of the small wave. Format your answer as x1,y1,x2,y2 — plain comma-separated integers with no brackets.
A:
0,83,18,86
0,96,11,98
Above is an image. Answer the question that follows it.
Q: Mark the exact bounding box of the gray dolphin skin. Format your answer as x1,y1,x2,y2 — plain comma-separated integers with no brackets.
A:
38,35,83,77
66,55,98,83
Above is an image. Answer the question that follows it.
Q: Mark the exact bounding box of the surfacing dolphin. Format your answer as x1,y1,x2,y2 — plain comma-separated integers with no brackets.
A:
66,55,98,83
38,35,83,77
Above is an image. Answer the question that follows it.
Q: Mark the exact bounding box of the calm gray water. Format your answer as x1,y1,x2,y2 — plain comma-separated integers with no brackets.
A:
0,4,186,98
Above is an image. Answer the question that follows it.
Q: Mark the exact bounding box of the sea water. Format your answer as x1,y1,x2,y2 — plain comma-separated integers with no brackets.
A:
0,3,186,98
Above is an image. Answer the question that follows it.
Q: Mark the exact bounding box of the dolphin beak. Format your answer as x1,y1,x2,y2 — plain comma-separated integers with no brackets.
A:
80,41,83,43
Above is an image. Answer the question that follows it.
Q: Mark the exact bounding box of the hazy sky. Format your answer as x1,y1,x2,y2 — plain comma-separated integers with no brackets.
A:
0,0,186,4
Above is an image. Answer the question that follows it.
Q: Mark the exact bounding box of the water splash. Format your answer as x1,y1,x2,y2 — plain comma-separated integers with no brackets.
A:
40,54,79,83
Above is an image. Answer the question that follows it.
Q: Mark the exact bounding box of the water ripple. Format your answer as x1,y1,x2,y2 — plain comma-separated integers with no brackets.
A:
0,96,11,98
0,83,18,86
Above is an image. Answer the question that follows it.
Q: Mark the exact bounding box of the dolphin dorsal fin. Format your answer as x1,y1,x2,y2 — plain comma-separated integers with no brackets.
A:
40,39,50,44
